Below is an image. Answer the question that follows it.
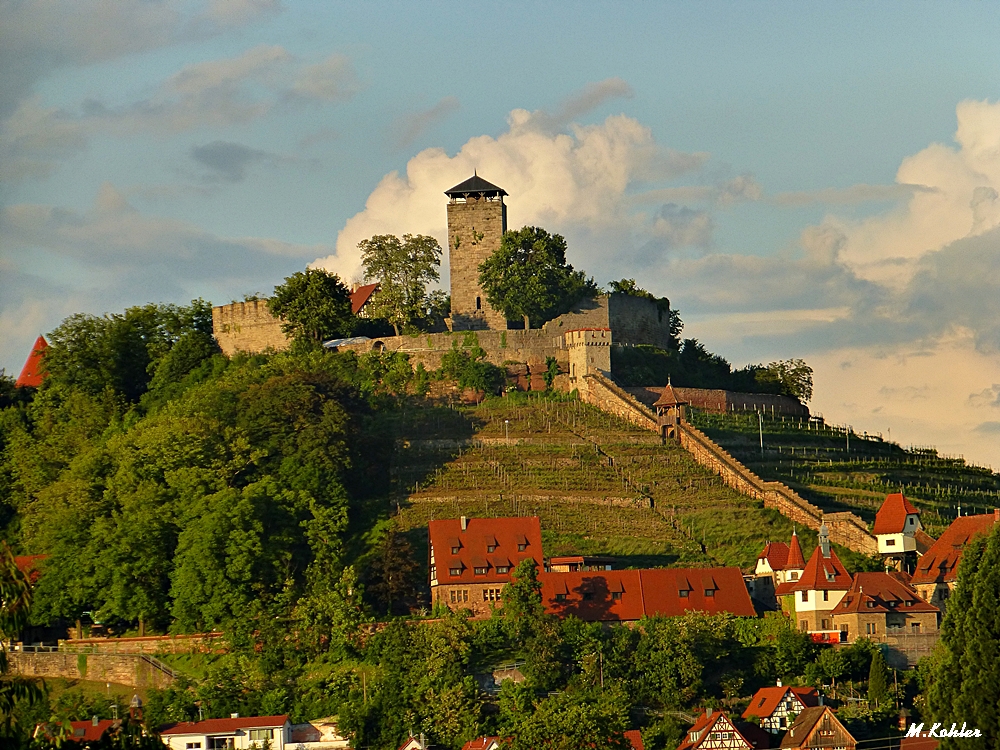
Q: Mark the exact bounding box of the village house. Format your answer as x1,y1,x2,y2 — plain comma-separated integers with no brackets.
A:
349,282,379,317
785,524,852,636
429,515,543,615
830,571,939,643
540,567,756,623
288,717,350,749
159,714,291,750
677,709,768,750
742,682,820,734
873,493,934,572
779,706,856,750
55,718,118,744
754,530,807,608
460,738,504,750
910,509,1000,612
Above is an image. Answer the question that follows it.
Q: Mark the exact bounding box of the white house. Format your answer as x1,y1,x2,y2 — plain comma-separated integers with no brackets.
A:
787,523,853,633
160,714,291,750
873,493,922,555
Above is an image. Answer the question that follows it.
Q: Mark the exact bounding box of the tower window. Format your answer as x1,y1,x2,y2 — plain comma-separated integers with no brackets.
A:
476,296,482,310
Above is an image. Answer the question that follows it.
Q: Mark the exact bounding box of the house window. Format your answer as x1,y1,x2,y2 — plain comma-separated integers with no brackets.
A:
840,625,849,638
911,622,921,632
611,591,622,601
823,590,829,601
487,544,497,553
679,589,690,598
826,571,836,581
801,591,809,603
906,600,914,607
186,744,203,749
496,566,510,574
790,572,799,580
821,619,830,630
249,729,274,741
483,588,502,601
451,546,461,554
799,620,808,631
474,566,488,575
449,567,462,576
886,538,896,546
476,296,482,310
867,601,875,608
866,623,877,635
704,589,715,597
518,543,527,551
555,593,567,602
208,740,233,750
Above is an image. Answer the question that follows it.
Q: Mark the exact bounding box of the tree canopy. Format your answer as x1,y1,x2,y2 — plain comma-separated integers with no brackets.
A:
269,268,354,344
359,234,444,335
479,226,598,329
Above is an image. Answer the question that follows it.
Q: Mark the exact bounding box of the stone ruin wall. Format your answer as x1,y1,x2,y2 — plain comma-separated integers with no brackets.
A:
212,300,288,356
625,386,808,417
9,652,175,689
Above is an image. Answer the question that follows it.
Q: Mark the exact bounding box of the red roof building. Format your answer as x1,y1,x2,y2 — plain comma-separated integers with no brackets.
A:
779,706,856,749
65,719,118,743
540,566,756,622
742,683,819,734
909,510,999,611
160,714,291,750
15,336,48,388
830,572,939,644
461,737,504,750
677,709,759,750
787,526,853,633
429,516,543,615
624,729,645,750
350,283,379,316
14,554,47,584
874,493,924,559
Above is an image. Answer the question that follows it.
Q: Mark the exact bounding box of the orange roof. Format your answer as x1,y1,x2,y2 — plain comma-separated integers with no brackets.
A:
873,493,920,536
461,737,504,750
741,685,819,720
836,572,938,615
430,516,543,585
790,546,852,592
624,729,644,750
160,715,288,736
677,711,753,750
540,567,756,622
350,283,379,314
757,541,789,570
67,719,117,743
910,512,999,585
14,554,46,584
15,336,48,388
786,531,806,570
653,382,687,408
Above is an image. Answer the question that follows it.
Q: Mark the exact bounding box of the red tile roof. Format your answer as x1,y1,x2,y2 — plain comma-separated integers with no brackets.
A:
15,336,48,388
430,516,543,585
540,567,755,622
67,719,117,742
14,554,47,584
786,531,806,570
461,736,504,750
653,383,687,408
677,711,753,750
836,572,938,615
624,729,644,750
741,686,819,720
790,546,852,592
160,715,288,735
911,512,999,585
350,283,379,314
873,493,921,536
758,542,789,571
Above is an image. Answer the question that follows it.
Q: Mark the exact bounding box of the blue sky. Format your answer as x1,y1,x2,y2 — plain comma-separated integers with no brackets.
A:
4,1,1000,466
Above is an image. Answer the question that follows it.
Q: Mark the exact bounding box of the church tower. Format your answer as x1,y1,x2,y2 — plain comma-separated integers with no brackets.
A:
445,174,508,330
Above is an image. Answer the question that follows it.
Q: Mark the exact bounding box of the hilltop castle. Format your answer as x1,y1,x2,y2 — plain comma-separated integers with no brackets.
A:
212,174,678,390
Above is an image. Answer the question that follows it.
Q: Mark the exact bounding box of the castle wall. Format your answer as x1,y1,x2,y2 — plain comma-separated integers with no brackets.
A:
9,651,175,689
212,300,288,356
625,386,809,417
447,196,507,330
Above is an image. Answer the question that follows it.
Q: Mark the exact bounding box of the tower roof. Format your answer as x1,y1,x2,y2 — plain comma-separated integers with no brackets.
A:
786,530,806,569
653,382,687,408
445,174,507,198
15,335,48,388
873,492,920,535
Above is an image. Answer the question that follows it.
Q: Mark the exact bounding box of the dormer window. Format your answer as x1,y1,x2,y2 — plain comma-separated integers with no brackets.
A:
555,593,567,602
517,543,527,551
487,544,497,553
704,589,715,597
826,571,836,581
495,566,510,575
474,566,488,575
790,572,799,580
886,538,896,547
679,589,690,598
452,546,461,554
449,567,462,576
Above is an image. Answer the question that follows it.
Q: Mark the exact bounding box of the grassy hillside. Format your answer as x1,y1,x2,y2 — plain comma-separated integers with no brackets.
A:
378,392,818,574
689,409,1000,537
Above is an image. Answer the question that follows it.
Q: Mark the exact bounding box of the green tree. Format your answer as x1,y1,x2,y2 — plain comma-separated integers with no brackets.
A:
269,268,354,345
479,226,598,329
0,542,44,741
365,528,421,616
867,648,889,709
510,689,631,750
359,234,443,335
502,559,544,641
757,359,814,402
927,524,1000,747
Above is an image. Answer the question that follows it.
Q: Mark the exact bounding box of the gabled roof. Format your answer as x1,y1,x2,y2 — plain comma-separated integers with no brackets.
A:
873,493,921,536
911,512,999,585
677,711,753,750
350,283,379,314
160,715,289,736
914,529,936,555
430,516,543,585
790,546,852,592
758,541,790,571
836,572,938,615
67,719,118,743
742,686,819,720
780,706,853,749
540,567,755,622
786,531,806,570
445,174,507,198
15,336,48,388
461,737,504,750
624,729,644,750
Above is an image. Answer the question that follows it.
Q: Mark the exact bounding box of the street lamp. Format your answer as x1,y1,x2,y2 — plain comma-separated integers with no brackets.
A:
504,419,509,444
758,411,764,457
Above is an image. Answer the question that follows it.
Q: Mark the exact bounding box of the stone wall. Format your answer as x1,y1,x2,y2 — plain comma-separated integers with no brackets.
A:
626,386,809,417
447,196,507,330
578,373,658,431
59,633,224,655
9,652,175,689
212,300,288,356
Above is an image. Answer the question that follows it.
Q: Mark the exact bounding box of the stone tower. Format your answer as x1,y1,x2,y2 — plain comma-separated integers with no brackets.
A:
445,174,508,330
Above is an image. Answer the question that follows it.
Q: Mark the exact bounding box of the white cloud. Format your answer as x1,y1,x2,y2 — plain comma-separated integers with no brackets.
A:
393,96,461,148
291,53,357,102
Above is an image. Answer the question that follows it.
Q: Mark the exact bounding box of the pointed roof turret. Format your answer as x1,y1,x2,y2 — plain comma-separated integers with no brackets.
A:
653,378,687,408
791,544,852,592
444,174,507,199
873,492,921,536
15,335,48,388
786,529,806,570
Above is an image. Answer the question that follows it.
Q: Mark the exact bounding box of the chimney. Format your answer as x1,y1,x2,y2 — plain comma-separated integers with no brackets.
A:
231,713,239,719
776,679,782,687
818,694,824,706
92,716,99,727
460,516,468,531
706,708,713,719
994,508,999,521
